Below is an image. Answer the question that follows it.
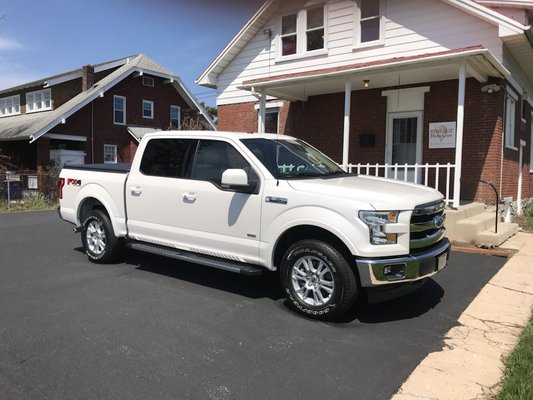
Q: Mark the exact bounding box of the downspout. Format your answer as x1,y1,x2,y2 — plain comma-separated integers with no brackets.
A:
500,89,507,201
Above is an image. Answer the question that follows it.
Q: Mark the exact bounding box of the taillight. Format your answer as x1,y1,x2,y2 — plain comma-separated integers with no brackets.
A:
57,178,65,199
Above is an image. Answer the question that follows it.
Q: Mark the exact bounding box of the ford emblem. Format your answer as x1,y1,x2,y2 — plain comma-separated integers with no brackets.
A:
433,215,444,229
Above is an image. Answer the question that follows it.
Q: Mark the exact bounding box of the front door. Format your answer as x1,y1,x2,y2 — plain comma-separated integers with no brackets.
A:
386,111,423,183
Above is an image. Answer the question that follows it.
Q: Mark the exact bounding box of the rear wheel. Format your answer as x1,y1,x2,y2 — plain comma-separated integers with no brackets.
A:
81,209,122,263
280,239,358,320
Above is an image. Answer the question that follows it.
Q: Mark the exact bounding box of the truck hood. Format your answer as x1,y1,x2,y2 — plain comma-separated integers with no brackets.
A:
287,175,443,210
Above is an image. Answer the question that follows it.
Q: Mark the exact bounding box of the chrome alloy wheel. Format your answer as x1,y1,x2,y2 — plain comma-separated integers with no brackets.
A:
86,220,106,255
291,255,335,306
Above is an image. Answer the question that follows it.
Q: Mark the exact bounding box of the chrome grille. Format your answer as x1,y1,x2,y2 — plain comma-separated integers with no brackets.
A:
410,200,446,250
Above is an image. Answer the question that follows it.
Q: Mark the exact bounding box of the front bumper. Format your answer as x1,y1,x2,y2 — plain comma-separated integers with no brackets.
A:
355,238,450,288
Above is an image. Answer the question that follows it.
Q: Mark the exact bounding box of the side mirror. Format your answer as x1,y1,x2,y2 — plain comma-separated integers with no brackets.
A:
221,169,256,193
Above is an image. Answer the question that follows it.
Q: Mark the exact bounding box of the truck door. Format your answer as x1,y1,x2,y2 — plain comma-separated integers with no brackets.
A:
176,139,263,264
126,137,263,265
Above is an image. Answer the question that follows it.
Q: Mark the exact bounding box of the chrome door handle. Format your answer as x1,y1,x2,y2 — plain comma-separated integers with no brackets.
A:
182,192,196,202
130,186,142,195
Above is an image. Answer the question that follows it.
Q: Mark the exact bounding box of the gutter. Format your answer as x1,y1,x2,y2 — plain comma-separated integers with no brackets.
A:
238,48,509,91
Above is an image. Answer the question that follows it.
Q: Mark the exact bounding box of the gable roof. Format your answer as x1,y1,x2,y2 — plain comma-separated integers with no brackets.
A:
197,0,530,89
0,54,216,142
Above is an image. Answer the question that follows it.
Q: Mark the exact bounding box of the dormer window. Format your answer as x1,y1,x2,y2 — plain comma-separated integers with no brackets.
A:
0,95,20,117
279,5,327,59
356,0,384,47
26,89,51,113
306,7,324,51
281,14,298,56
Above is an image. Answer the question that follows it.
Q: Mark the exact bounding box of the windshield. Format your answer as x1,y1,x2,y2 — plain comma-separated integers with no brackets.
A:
241,138,346,179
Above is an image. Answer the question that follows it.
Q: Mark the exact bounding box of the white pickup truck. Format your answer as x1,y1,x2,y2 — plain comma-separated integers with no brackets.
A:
58,131,450,320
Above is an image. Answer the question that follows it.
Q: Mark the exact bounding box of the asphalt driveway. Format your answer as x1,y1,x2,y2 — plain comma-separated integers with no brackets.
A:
0,211,506,400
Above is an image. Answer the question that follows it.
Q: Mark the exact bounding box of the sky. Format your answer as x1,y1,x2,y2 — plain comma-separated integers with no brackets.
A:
0,0,264,106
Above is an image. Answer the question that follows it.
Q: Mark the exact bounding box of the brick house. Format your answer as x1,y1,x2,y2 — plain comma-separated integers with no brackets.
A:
0,54,215,172
197,0,533,210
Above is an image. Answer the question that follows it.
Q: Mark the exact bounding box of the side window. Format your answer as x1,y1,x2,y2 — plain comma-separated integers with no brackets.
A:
140,138,197,178
192,140,257,186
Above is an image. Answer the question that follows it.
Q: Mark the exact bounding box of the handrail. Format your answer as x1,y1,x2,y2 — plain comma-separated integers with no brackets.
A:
480,180,499,234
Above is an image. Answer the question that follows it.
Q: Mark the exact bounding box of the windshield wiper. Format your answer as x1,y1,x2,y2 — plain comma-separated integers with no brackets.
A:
281,171,322,179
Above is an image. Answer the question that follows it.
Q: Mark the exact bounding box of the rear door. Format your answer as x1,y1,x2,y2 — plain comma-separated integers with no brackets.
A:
125,138,198,246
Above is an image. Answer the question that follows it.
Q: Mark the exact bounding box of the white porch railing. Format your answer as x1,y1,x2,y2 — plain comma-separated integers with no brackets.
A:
343,163,456,206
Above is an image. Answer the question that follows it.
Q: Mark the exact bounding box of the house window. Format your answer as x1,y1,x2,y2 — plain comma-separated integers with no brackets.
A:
281,13,298,56
104,144,117,164
306,7,324,51
357,0,382,45
530,111,533,173
26,89,51,112
522,98,528,122
142,100,154,119
505,90,517,150
0,95,20,117
143,76,155,87
114,95,126,125
265,109,279,134
170,105,181,129
279,6,327,58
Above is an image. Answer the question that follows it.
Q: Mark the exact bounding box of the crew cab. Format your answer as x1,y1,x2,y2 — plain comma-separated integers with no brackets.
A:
58,131,450,320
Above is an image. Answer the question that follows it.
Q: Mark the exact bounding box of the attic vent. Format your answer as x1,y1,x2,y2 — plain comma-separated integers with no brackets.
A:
143,76,154,87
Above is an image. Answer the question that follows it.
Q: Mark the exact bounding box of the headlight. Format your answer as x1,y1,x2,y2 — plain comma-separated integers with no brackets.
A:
359,211,399,245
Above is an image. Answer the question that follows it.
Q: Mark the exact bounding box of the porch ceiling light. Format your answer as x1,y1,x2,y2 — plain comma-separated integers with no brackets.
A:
481,84,501,94
363,80,370,89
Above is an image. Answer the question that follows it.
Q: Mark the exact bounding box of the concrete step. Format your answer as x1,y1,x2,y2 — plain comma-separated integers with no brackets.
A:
445,202,486,224
447,212,498,243
475,223,520,247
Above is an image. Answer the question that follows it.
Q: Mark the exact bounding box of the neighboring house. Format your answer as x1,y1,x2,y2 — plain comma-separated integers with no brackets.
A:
197,0,533,208
0,54,215,172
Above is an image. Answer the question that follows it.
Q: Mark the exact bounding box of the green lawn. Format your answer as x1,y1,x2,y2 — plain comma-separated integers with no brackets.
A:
497,312,533,400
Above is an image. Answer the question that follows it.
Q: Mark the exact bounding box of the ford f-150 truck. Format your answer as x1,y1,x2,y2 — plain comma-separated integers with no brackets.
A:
58,131,450,320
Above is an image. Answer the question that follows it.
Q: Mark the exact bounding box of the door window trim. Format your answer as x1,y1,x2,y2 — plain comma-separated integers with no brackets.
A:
385,111,423,166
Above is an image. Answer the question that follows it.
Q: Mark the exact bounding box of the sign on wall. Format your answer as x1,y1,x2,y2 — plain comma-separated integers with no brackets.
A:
429,122,456,149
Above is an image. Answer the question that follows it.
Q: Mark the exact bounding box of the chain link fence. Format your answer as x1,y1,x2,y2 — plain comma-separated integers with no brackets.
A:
0,172,59,210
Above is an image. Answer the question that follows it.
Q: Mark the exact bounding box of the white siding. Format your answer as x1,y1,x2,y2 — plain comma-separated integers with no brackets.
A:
216,0,503,106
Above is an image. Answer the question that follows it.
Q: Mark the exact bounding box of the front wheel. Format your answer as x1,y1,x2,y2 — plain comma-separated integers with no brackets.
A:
280,240,358,320
81,209,122,263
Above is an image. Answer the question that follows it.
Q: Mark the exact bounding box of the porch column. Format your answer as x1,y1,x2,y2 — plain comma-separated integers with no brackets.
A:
258,91,266,134
342,80,352,168
453,63,466,209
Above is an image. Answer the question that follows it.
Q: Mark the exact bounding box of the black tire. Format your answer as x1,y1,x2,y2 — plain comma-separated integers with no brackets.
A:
280,239,358,320
81,209,122,264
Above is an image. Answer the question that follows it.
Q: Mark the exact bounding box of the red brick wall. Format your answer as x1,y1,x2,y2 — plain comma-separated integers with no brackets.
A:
50,73,193,164
217,78,533,204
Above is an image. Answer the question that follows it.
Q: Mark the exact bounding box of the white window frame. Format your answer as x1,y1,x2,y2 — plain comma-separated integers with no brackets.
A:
142,76,155,87
113,95,126,125
142,100,154,119
0,94,20,117
104,144,118,164
170,105,181,129
354,0,385,49
505,88,518,150
26,88,52,113
277,4,328,61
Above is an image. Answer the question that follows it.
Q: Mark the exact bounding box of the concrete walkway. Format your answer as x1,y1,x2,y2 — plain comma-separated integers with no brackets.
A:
391,232,533,400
